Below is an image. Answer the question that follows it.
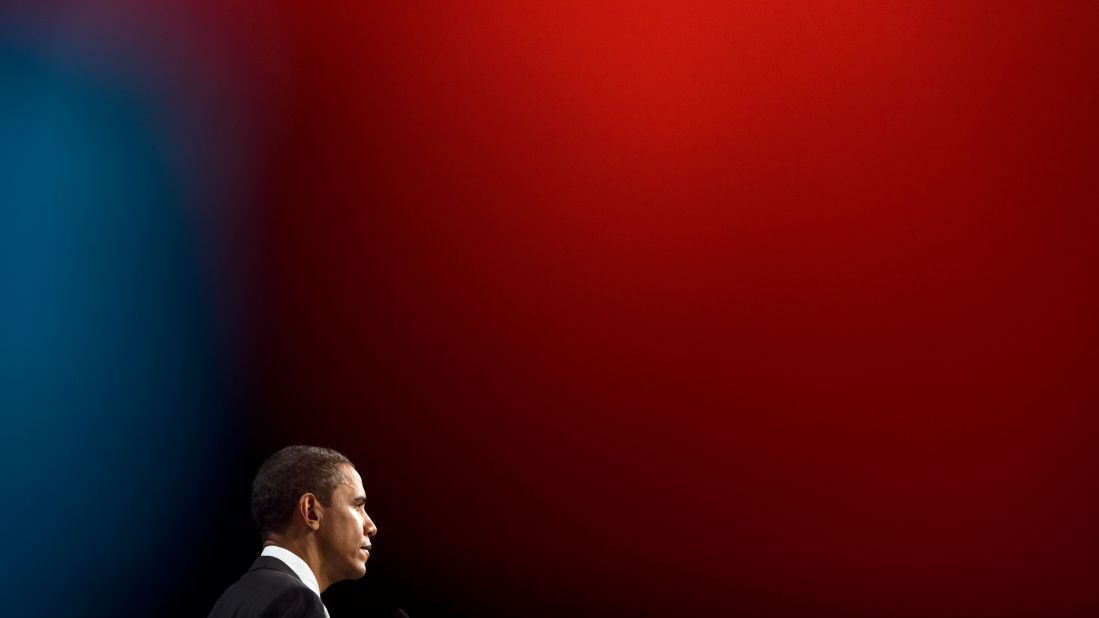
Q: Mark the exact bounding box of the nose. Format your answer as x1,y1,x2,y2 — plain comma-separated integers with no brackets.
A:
364,512,378,538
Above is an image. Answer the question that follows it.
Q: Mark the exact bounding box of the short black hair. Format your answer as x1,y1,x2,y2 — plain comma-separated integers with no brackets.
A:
251,445,353,539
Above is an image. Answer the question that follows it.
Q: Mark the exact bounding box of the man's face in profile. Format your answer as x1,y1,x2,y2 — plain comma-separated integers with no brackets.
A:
318,464,377,585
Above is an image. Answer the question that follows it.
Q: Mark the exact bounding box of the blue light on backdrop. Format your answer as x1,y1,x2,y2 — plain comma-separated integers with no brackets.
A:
1,44,227,616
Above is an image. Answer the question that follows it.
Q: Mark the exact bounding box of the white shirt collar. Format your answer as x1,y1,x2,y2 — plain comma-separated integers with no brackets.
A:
261,545,324,600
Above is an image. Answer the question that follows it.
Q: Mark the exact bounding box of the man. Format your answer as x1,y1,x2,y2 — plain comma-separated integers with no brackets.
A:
209,445,378,617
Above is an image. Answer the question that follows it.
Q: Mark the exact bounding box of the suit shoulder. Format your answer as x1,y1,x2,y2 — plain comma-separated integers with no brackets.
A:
209,568,324,618
262,586,327,617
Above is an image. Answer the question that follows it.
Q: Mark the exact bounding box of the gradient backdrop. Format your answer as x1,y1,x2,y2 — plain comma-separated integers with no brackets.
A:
3,2,1099,617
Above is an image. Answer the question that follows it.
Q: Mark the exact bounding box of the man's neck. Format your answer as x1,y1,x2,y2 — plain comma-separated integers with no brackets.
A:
263,537,331,592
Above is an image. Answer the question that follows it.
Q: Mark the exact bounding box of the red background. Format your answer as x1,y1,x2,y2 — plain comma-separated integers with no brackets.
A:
253,3,1099,615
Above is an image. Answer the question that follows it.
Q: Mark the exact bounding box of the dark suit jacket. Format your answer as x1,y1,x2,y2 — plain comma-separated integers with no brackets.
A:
209,556,327,618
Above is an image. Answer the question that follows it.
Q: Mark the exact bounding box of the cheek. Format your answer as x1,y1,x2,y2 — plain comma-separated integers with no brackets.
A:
349,512,364,535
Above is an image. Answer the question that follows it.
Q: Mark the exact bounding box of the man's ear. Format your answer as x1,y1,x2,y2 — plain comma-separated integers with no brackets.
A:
298,493,323,531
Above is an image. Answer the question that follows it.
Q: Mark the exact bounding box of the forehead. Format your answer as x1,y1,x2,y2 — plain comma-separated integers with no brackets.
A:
334,464,365,495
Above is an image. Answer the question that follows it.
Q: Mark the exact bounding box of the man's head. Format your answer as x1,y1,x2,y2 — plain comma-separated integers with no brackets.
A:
251,445,378,589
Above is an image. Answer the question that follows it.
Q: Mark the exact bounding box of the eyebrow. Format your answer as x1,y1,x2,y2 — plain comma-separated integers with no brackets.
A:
353,495,367,505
